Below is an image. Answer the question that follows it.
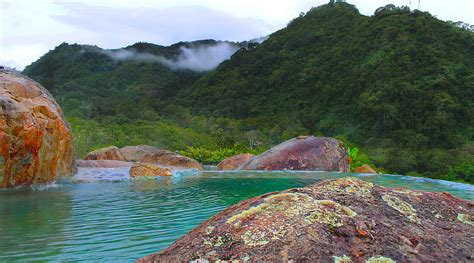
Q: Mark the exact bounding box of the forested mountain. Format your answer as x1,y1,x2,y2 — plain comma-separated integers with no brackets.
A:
23,2,474,182
182,3,474,181
23,40,242,119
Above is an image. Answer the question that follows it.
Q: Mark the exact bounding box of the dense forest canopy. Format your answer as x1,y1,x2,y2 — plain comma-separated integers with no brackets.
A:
23,2,474,183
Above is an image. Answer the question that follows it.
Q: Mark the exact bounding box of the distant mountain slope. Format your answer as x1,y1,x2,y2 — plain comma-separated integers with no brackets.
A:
182,3,474,179
23,40,243,119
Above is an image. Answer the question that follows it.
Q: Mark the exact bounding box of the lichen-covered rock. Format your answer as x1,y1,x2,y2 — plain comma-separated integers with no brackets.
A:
238,136,349,172
217,154,255,170
0,70,76,188
130,163,173,178
355,164,377,174
141,150,203,170
84,146,126,161
139,177,473,262
119,145,159,162
75,160,133,168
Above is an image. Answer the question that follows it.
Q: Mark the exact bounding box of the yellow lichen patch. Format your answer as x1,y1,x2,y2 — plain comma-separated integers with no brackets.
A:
382,194,420,224
241,230,270,247
203,235,227,248
305,200,357,228
228,193,356,228
457,214,473,226
214,236,225,247
226,192,357,247
320,177,374,197
366,256,396,263
393,189,423,196
205,226,215,235
226,193,309,225
334,255,352,262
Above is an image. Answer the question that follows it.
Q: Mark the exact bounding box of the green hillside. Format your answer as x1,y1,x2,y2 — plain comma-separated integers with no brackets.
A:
23,2,474,182
182,3,474,181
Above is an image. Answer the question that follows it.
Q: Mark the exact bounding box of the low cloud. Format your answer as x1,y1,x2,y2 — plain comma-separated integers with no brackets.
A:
102,42,241,72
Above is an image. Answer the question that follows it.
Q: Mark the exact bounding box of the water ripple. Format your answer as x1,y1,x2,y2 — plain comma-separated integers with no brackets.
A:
0,169,472,261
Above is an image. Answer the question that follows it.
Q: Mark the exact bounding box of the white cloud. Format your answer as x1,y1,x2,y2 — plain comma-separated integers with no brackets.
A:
102,42,240,72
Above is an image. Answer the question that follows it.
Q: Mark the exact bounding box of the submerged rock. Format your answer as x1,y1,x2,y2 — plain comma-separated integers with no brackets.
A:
139,177,473,262
141,150,204,170
217,154,255,170
239,136,349,172
84,146,126,161
355,164,377,174
119,145,159,162
75,160,133,168
0,70,76,188
130,163,173,178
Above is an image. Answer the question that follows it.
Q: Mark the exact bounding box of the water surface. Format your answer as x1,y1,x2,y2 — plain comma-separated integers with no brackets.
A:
0,168,472,262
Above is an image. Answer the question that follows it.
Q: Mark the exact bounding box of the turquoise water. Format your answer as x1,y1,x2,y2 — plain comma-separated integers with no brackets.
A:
0,168,472,262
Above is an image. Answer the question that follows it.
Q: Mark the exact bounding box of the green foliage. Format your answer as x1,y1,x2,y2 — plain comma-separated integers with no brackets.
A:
181,3,474,182
22,2,474,183
346,147,374,172
68,117,218,158
178,147,264,165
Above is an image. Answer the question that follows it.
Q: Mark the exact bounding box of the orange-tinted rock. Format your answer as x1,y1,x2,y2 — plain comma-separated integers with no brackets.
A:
75,160,133,168
355,164,377,174
139,178,474,262
238,136,349,172
119,145,159,162
130,163,173,178
217,154,255,170
141,150,204,170
84,146,126,161
0,70,76,188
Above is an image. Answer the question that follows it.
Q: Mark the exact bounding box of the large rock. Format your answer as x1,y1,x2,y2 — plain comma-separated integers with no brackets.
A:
75,160,133,168
139,177,473,262
130,163,173,178
355,164,377,174
0,70,76,188
119,145,159,162
217,154,255,170
84,146,126,161
141,150,204,170
239,136,349,172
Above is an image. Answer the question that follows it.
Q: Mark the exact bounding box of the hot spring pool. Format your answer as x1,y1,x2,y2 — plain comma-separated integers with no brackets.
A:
0,168,472,262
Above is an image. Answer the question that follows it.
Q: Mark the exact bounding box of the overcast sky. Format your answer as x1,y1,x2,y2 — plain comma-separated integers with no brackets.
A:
1,0,473,70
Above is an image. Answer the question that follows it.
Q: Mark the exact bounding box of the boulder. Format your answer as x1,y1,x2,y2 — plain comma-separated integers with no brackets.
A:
139,177,474,262
130,163,173,178
217,154,255,170
141,150,204,170
0,70,76,188
355,164,377,174
238,136,349,172
75,160,133,168
84,146,126,161
119,145,159,162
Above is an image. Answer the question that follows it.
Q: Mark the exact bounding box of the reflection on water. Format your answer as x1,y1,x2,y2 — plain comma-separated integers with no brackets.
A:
0,168,472,261
0,187,72,260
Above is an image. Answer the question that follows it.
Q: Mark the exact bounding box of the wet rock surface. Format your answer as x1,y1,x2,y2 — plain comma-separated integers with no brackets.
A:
139,177,473,262
217,154,255,170
76,160,133,168
130,163,173,178
239,136,349,172
119,145,159,162
84,146,126,161
0,70,76,188
355,164,377,174
141,150,203,170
